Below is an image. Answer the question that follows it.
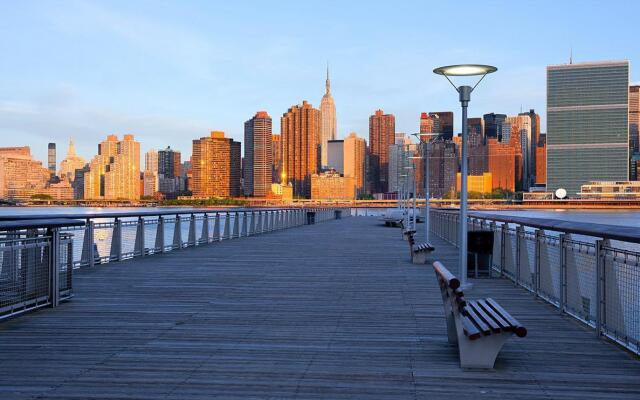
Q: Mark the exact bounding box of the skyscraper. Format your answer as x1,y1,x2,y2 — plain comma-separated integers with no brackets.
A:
143,150,159,197
158,146,181,178
343,132,366,197
327,140,344,173
547,60,629,195
244,111,273,197
272,134,282,183
483,113,508,141
85,135,141,200
0,147,50,200
630,86,640,155
428,140,457,198
368,109,395,193
507,114,532,190
281,101,320,198
467,117,484,137
58,139,86,182
429,112,454,139
519,109,541,185
47,143,56,175
320,66,337,168
192,131,241,198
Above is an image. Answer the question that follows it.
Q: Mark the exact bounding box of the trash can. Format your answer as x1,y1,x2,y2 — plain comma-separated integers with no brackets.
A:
467,231,494,278
334,210,342,220
306,211,316,225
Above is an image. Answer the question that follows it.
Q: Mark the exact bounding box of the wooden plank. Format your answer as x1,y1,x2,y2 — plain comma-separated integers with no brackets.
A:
0,217,638,399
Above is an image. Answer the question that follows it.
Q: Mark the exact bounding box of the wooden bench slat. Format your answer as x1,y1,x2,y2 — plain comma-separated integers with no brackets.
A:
468,300,502,333
475,299,512,332
463,306,492,336
461,316,482,340
485,298,528,337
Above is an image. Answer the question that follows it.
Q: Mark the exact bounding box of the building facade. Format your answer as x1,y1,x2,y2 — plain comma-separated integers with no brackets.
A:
47,143,56,176
244,111,273,197
281,101,321,198
368,109,395,193
630,86,640,155
483,113,508,141
428,112,454,139
271,134,282,183
311,171,356,200
428,140,457,198
547,60,629,195
343,132,366,197
319,67,337,168
84,135,141,200
327,140,344,173
0,147,50,200
58,139,86,182
191,131,241,198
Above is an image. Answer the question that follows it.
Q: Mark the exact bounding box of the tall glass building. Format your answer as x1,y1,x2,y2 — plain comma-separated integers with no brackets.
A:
547,60,629,196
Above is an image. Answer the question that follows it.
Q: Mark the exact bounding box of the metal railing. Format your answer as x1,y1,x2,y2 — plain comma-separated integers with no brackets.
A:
429,209,640,355
4,208,351,268
1,224,75,320
0,208,350,320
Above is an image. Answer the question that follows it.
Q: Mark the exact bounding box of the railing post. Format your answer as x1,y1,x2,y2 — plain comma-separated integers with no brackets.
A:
248,212,255,236
515,225,523,284
233,212,240,238
595,239,605,337
81,219,95,267
241,212,248,236
156,216,165,253
500,223,507,277
213,213,221,241
559,233,567,313
134,216,145,256
187,214,196,247
223,213,230,239
173,215,182,249
534,229,542,297
110,218,122,262
257,211,263,233
201,213,210,244
47,227,61,307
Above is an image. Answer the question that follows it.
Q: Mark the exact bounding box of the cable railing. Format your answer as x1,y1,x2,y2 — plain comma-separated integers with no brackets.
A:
0,219,79,320
429,209,640,356
0,207,349,320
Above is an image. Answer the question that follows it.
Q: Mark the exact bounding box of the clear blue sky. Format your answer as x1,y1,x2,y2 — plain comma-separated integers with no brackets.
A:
1,0,639,164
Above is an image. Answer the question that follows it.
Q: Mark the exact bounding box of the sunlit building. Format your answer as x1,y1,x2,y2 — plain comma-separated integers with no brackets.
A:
281,101,320,198
368,109,395,193
84,135,141,200
0,147,50,200
487,138,516,191
629,86,640,154
428,140,457,198
272,134,282,183
192,131,241,198
244,111,273,197
536,134,547,185
58,139,86,182
456,172,493,194
343,132,366,197
547,60,629,195
579,181,640,199
319,67,337,168
311,171,356,200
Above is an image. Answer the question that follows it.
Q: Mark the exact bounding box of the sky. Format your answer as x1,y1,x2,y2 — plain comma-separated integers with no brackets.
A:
1,0,640,164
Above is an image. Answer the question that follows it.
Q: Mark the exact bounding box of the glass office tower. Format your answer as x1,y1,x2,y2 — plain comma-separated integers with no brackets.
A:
547,60,629,196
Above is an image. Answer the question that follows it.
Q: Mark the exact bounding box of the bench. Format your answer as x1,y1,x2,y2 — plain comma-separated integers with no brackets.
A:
432,261,527,369
406,230,435,264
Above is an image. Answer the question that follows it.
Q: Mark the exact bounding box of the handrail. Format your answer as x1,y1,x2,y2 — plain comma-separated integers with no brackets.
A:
0,218,85,231
433,208,640,244
0,207,309,221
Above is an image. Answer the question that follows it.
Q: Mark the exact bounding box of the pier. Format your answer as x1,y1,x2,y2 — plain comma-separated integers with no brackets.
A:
1,213,639,399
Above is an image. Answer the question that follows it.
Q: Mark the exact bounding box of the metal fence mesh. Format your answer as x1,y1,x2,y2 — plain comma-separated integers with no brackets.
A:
564,239,597,325
603,247,640,354
538,234,561,305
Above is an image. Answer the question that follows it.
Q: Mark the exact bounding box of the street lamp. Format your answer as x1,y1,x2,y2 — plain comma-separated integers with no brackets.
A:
404,165,416,229
433,64,497,288
411,132,438,243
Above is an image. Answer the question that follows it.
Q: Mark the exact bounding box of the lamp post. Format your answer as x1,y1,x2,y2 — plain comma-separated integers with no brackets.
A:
399,173,408,233
404,165,416,230
411,132,438,243
433,64,497,288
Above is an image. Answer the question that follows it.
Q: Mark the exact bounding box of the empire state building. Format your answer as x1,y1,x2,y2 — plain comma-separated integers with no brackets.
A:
320,66,337,168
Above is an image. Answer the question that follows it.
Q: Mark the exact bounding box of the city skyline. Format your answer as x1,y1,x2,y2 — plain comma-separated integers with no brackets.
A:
2,1,640,163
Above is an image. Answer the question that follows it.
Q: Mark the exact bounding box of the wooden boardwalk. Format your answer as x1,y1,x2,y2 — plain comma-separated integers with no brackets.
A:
0,217,639,399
